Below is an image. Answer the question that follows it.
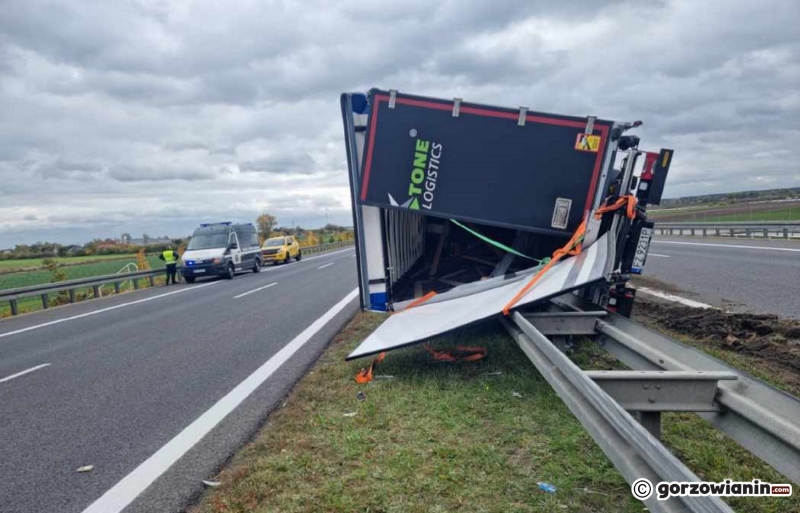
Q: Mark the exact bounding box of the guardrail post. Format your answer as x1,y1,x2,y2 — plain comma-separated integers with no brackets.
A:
784,228,789,239
669,228,673,235
763,228,768,238
690,228,694,236
148,275,155,287
41,293,49,309
716,228,720,236
93,285,101,298
638,412,662,440
679,228,683,235
10,299,18,316
133,278,139,290
730,228,734,237
746,228,751,238
69,289,76,303
702,228,707,237
114,282,121,294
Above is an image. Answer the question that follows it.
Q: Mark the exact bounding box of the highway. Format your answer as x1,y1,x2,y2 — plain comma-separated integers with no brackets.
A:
643,236,800,319
0,248,357,513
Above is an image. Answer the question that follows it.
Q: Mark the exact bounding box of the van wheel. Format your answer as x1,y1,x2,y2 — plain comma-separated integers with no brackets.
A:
253,259,261,273
284,254,291,264
185,276,195,283
296,250,302,261
225,263,235,279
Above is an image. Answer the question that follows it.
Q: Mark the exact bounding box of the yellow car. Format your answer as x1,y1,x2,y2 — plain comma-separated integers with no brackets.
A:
261,236,301,264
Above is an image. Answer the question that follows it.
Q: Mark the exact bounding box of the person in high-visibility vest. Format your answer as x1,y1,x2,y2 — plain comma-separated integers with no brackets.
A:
159,245,179,285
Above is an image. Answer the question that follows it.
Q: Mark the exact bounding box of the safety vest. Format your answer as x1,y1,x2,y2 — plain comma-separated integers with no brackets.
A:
162,249,178,264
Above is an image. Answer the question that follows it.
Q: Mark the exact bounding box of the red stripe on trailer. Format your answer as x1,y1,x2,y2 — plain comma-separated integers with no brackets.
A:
359,95,382,201
360,94,608,215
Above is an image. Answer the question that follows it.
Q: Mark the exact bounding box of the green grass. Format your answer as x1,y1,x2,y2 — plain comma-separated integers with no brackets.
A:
191,315,798,513
0,256,165,317
0,254,140,271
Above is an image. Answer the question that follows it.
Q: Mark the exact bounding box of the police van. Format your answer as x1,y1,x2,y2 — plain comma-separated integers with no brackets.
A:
181,222,262,282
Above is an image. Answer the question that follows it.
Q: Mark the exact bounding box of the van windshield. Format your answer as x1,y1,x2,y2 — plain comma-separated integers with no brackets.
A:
187,233,229,250
264,238,286,247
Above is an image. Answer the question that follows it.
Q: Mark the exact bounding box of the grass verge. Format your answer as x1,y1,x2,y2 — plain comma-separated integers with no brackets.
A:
191,313,798,513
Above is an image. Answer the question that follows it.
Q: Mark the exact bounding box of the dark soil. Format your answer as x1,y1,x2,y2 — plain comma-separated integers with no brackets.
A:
632,299,800,395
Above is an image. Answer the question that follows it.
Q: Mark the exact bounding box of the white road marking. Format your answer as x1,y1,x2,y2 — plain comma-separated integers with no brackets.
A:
233,282,277,299
652,240,800,253
318,262,334,270
0,282,219,340
0,363,51,383
635,287,715,309
648,253,671,258
302,248,353,261
81,288,359,513
259,248,354,269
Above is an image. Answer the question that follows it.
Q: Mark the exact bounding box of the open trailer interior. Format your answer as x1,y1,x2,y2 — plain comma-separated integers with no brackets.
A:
342,89,672,317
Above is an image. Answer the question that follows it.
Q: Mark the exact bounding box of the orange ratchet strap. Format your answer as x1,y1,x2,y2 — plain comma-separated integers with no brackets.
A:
354,291,437,383
354,351,386,384
423,343,487,362
501,195,638,316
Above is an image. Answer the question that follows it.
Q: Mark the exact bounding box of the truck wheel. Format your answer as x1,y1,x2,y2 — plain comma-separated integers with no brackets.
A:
296,250,302,261
184,276,195,283
225,263,235,279
253,259,261,273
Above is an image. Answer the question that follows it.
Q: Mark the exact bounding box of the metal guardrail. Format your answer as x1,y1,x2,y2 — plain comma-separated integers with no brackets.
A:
299,240,354,255
502,293,800,512
0,269,164,315
0,242,355,316
656,221,800,239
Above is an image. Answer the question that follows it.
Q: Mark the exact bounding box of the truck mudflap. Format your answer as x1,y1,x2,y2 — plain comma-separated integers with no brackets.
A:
346,233,614,360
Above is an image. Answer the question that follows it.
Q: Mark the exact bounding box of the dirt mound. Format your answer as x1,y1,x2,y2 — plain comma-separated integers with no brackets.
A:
633,300,800,395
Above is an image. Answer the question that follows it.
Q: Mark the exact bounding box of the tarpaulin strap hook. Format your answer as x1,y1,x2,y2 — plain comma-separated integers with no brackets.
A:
354,351,386,384
423,343,487,362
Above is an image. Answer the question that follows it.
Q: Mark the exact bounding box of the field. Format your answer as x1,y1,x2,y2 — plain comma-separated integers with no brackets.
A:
649,201,800,222
192,307,796,513
0,254,140,272
0,255,165,317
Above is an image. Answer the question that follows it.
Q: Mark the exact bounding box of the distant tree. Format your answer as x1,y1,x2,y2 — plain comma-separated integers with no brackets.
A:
256,213,277,238
142,233,150,244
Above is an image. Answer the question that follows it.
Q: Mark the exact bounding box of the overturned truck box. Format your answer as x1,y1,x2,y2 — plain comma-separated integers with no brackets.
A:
341,89,672,358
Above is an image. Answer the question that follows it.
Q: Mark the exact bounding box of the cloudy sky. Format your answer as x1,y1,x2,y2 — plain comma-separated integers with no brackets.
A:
1,0,798,247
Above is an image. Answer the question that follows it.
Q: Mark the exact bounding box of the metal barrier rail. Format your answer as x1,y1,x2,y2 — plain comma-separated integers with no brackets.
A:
0,269,164,315
503,293,800,512
656,222,800,239
300,240,354,255
0,241,355,316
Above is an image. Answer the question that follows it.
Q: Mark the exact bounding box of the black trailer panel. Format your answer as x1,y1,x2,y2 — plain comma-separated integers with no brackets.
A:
359,89,616,236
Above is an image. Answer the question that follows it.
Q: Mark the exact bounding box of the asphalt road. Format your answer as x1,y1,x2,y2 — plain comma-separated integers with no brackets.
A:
642,236,800,319
0,248,358,513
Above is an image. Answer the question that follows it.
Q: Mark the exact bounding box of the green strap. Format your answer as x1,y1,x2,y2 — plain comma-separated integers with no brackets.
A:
450,219,544,262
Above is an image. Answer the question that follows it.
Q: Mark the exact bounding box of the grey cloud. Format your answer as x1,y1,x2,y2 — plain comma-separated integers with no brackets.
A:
35,158,104,179
239,153,316,175
107,165,217,182
1,0,799,247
